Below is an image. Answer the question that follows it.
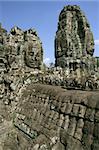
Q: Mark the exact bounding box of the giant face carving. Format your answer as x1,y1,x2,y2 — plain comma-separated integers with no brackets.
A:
24,29,43,69
25,42,41,68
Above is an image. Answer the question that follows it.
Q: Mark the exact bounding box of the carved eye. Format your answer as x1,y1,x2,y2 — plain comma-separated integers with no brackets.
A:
29,52,34,56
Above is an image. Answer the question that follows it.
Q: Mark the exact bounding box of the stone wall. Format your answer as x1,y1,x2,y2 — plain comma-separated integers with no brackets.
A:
1,83,98,150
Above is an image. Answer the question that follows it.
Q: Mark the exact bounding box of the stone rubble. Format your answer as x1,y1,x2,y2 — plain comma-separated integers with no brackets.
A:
12,84,99,149
0,5,99,150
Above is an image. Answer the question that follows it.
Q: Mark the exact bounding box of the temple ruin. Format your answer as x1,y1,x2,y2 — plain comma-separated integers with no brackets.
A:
0,5,99,150
55,5,97,79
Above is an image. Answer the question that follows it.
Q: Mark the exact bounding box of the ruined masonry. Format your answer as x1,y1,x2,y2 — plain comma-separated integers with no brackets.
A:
0,5,99,150
0,24,43,71
55,5,98,79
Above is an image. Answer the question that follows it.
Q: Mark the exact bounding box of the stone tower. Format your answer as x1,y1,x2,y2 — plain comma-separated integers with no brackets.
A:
55,5,96,78
0,26,43,71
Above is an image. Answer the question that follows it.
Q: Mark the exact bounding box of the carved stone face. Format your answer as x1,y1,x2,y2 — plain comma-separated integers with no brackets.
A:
55,5,95,69
25,43,40,68
25,45,36,67
24,29,43,69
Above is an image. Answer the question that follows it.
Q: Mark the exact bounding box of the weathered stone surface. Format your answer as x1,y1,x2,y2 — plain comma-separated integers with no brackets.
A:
0,25,43,71
23,29,43,69
95,57,99,68
10,84,98,150
55,5,94,58
0,23,7,44
55,5,96,80
0,5,99,150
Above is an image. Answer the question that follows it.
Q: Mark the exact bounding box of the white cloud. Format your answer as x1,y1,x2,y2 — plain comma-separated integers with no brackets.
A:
44,57,50,65
95,39,99,46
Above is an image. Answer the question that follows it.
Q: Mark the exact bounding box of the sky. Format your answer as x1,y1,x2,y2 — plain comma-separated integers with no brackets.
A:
0,0,99,65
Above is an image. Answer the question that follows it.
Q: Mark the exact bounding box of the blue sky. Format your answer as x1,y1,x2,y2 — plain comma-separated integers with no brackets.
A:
0,0,99,65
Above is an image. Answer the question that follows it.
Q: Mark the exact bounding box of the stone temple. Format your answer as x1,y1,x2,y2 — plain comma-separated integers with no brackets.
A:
0,5,99,150
55,5,97,79
0,25,43,72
